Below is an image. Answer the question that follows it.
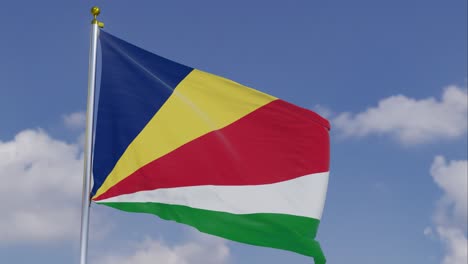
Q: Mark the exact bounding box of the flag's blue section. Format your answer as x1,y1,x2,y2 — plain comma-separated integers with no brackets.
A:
92,31,193,195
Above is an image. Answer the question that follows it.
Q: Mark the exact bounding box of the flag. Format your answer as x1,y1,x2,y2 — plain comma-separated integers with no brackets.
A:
92,30,330,263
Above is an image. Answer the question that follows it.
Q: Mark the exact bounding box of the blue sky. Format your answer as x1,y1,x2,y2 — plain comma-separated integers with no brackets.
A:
0,1,466,264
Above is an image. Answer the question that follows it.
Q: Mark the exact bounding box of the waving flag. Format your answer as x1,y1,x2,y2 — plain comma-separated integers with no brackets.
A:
92,30,330,263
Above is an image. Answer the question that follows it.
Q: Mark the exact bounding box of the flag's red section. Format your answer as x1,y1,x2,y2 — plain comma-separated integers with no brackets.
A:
94,100,329,201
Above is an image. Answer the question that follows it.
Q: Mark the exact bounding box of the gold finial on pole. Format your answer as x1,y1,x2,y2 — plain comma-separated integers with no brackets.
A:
90,6,104,28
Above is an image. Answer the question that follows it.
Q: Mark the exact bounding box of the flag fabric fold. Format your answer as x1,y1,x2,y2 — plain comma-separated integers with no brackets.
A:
92,30,330,264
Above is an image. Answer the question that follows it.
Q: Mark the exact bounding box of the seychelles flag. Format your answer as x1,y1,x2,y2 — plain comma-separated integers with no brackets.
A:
92,30,330,264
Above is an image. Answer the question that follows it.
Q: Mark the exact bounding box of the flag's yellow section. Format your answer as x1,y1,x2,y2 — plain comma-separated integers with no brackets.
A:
93,69,276,199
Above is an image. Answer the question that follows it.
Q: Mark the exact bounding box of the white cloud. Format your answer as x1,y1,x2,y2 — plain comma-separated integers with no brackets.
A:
431,156,468,225
430,156,467,264
0,129,83,242
333,85,467,144
63,112,86,130
95,234,230,264
436,226,467,264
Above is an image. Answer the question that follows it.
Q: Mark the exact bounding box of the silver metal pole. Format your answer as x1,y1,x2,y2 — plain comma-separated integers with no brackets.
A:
79,6,102,264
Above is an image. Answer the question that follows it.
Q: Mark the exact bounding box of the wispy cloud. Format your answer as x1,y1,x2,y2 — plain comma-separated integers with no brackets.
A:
94,233,230,264
313,104,333,119
333,85,467,144
63,112,86,130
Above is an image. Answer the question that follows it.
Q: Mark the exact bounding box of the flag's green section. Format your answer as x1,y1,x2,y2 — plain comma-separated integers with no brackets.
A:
100,202,326,264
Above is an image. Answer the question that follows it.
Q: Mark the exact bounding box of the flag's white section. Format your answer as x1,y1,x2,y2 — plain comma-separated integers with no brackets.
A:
97,172,329,220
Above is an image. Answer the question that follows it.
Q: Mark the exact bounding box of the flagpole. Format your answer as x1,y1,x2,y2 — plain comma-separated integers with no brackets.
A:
79,6,103,264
